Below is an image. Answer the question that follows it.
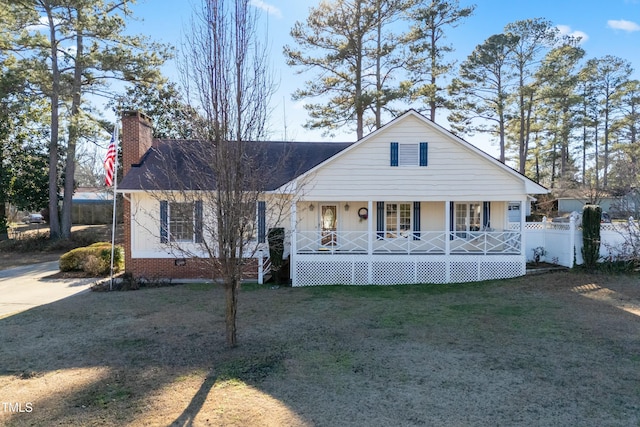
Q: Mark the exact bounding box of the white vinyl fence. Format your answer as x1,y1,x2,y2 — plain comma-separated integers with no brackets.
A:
521,217,639,267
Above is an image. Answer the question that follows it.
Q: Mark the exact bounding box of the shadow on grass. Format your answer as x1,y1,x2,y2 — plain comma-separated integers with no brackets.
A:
171,373,217,427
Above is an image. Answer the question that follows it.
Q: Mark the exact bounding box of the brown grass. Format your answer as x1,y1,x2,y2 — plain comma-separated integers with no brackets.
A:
1,272,640,426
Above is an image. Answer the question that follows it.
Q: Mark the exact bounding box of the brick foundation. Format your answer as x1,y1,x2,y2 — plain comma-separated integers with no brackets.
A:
126,257,259,281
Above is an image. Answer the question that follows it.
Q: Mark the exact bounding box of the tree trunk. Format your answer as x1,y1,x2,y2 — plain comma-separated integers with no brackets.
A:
224,278,238,347
429,27,437,122
222,253,239,348
603,107,610,189
0,133,7,239
375,6,382,130
47,6,61,240
61,27,84,239
355,1,364,139
594,125,599,189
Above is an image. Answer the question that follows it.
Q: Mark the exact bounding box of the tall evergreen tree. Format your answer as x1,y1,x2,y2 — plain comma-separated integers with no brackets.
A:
111,81,198,140
582,56,633,189
284,0,412,139
533,44,584,187
406,0,475,121
448,33,518,163
4,0,171,239
608,79,640,193
503,18,559,174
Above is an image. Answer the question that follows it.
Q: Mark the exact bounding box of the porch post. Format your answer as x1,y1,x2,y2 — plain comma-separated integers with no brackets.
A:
367,200,373,255
291,200,297,286
520,198,526,256
445,200,451,255
367,200,373,284
445,200,451,283
258,250,264,285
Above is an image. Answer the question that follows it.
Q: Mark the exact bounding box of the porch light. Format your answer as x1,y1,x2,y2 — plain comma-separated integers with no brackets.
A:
344,203,350,211
309,204,314,211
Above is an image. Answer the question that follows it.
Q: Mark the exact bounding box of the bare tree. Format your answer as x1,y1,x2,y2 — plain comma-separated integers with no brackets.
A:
171,0,278,347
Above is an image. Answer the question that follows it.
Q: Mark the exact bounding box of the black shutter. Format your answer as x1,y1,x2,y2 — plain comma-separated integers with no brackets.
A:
195,200,203,243
413,202,421,240
419,142,428,166
377,201,385,239
390,142,398,166
160,200,168,243
449,201,454,240
257,201,266,243
483,201,491,230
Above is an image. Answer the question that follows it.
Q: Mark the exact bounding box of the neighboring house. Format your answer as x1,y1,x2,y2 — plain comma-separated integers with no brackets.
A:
118,110,548,285
558,195,638,219
72,187,116,224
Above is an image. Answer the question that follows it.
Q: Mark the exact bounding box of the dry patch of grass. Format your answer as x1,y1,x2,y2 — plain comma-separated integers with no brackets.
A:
1,272,640,426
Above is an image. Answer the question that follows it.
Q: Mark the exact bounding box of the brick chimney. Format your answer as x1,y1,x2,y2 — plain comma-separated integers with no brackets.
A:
121,111,152,280
121,111,153,176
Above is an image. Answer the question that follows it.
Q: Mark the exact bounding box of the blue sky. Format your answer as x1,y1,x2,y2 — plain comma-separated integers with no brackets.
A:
125,0,640,156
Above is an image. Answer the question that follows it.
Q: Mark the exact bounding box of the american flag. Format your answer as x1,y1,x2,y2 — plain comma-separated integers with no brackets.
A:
104,127,118,187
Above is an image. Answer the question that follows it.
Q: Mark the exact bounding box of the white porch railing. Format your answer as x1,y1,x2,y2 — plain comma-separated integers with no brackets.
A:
295,230,521,255
297,230,370,253
450,231,521,254
257,250,271,285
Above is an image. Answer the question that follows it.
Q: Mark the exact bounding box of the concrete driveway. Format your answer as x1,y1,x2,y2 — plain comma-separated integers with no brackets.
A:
0,261,95,318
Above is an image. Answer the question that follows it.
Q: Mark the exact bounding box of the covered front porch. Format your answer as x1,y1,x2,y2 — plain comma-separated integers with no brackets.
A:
288,200,527,286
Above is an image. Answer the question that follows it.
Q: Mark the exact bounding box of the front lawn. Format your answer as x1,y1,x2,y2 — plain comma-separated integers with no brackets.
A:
1,272,639,426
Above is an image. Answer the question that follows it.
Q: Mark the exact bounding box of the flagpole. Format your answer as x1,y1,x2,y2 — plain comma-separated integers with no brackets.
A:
109,125,119,291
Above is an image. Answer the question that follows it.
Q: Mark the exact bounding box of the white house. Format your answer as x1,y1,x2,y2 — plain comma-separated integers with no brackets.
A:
117,110,548,286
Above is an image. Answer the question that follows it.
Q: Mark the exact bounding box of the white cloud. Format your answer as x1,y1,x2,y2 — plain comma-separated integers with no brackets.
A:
250,0,282,19
556,25,589,44
26,16,60,32
607,19,640,32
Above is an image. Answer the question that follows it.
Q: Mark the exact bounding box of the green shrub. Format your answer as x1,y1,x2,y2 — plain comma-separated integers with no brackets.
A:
59,242,124,276
268,227,285,285
582,204,601,270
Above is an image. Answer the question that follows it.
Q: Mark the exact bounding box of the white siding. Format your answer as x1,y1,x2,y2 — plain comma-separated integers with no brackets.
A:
302,115,526,201
296,201,508,233
129,193,291,259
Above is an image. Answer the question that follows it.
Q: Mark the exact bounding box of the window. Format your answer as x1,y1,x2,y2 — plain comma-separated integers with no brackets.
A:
454,203,482,237
399,144,419,166
390,142,428,167
386,203,411,238
169,202,195,242
160,200,202,243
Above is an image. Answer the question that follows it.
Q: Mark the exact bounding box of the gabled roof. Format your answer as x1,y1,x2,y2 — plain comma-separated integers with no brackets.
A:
119,109,548,196
118,139,354,192
284,109,548,195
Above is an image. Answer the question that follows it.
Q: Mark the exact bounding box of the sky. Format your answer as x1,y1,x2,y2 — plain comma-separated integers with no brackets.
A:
122,0,640,157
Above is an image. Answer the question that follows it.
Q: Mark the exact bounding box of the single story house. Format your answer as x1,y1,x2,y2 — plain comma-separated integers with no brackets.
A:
118,110,548,285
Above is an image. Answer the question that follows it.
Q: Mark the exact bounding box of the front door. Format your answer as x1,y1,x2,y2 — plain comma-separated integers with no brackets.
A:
321,205,338,246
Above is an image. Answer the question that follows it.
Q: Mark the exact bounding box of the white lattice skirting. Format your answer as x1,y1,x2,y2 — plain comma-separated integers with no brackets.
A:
292,254,526,286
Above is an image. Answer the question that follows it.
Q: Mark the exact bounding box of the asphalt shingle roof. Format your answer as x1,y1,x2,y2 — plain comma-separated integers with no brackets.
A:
118,139,354,192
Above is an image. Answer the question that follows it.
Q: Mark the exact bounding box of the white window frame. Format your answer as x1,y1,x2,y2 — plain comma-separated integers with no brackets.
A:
454,202,482,239
398,143,420,167
169,202,195,243
385,202,412,238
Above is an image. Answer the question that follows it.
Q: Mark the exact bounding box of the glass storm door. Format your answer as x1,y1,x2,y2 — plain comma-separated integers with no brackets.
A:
321,205,338,246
